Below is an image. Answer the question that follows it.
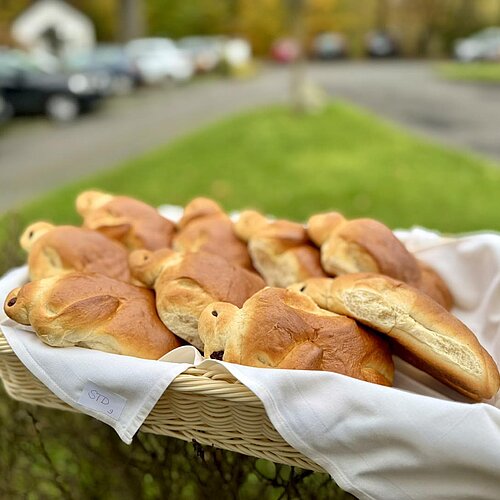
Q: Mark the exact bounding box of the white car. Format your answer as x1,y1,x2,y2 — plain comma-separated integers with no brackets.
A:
454,28,500,62
223,38,252,69
125,38,194,84
177,36,223,73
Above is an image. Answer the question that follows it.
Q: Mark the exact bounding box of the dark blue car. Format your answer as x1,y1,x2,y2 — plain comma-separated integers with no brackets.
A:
63,44,142,95
0,50,106,122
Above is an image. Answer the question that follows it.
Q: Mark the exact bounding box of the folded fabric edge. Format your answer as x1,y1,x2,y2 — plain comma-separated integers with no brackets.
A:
205,359,374,500
118,361,194,444
0,325,195,444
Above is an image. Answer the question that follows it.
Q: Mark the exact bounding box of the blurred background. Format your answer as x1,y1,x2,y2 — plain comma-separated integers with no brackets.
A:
1,1,500,499
1,0,500,213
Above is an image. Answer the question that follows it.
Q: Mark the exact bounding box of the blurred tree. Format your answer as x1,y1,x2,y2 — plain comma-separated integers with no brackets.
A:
285,0,307,113
304,0,350,44
410,0,448,56
237,0,286,54
117,0,145,41
3,0,500,56
146,0,232,39
0,0,30,46
70,0,118,41
392,0,490,57
374,0,390,30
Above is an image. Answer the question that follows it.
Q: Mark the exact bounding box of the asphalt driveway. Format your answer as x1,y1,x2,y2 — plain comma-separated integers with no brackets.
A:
1,61,499,213
314,61,500,161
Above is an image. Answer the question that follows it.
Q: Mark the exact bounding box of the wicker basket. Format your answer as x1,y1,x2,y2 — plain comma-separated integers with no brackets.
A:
0,328,325,472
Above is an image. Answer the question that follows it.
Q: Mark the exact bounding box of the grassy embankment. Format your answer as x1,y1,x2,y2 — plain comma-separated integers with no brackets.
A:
2,101,500,267
438,62,500,83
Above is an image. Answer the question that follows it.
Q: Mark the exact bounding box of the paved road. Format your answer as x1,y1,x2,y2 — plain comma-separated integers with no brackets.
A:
1,62,499,213
0,74,289,213
314,62,500,161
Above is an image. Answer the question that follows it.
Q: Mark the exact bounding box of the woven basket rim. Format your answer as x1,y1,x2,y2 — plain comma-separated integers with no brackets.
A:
0,327,327,473
0,327,262,400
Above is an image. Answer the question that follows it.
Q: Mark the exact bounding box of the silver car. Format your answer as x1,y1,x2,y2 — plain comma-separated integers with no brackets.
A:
454,28,500,62
125,38,194,84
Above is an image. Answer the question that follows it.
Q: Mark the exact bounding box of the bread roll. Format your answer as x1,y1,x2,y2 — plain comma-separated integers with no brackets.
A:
20,222,131,282
307,212,421,286
129,249,265,349
173,197,253,270
417,260,453,310
234,210,326,287
290,275,500,400
198,287,394,386
4,273,182,359
76,190,175,251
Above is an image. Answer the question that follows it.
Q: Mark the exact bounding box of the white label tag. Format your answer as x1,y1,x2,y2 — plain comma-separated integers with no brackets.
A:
78,382,127,421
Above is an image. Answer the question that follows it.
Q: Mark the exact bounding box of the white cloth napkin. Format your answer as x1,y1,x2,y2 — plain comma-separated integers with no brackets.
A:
0,266,204,444
0,208,499,499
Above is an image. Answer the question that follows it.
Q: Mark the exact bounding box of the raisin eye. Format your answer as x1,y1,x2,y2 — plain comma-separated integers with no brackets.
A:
210,350,224,361
300,285,306,292
28,231,34,238
211,311,218,317
7,297,17,307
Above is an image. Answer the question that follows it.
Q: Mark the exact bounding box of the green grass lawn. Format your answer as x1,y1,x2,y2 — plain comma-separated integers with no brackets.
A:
1,100,500,498
3,101,500,242
437,61,500,82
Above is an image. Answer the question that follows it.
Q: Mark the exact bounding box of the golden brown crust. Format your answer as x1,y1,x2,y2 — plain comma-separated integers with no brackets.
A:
292,275,500,401
233,210,268,242
174,198,253,270
416,260,453,310
158,252,265,305
177,197,224,228
129,249,266,349
3,273,182,359
307,212,346,246
76,191,175,251
199,287,394,386
20,223,131,282
307,213,421,286
234,211,327,287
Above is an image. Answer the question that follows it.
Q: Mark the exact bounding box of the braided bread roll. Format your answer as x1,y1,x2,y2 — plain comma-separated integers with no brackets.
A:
234,210,326,287
307,212,453,309
290,275,499,401
76,190,175,251
129,248,265,350
173,197,253,270
417,260,453,310
4,273,182,359
198,287,394,386
20,222,131,282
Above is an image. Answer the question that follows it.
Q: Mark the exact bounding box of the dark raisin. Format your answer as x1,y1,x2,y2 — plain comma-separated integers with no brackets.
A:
300,285,306,292
211,310,218,317
210,351,224,361
28,231,34,238
7,297,17,307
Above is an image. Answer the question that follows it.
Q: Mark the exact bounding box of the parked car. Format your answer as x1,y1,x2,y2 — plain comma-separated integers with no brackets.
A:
311,32,348,60
0,49,106,122
177,36,223,73
271,38,301,63
365,31,399,58
222,37,252,70
64,44,141,95
454,27,500,62
125,38,194,84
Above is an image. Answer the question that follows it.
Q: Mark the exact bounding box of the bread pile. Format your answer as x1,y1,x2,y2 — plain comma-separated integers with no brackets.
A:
3,192,499,401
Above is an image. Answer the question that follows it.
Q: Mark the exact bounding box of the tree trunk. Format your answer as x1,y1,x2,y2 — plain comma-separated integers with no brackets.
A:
375,0,390,31
118,0,145,42
287,0,308,114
